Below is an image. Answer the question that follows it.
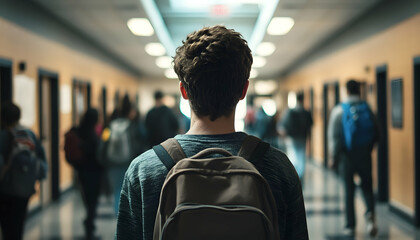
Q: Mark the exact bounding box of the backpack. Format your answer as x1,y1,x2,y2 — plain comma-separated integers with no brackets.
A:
64,127,85,168
152,135,280,240
0,128,43,197
103,118,133,165
341,101,375,151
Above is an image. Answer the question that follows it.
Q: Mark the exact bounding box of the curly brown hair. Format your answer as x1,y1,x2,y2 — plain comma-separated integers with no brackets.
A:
173,25,253,121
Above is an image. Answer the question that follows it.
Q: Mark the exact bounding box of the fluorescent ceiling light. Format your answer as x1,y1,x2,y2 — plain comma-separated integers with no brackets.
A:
253,56,266,68
255,80,277,95
156,56,173,68
145,43,166,56
250,69,258,79
267,17,295,35
170,0,263,9
165,69,178,79
256,42,276,56
127,18,154,36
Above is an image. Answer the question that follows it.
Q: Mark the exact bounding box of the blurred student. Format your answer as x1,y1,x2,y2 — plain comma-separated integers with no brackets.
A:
116,25,308,240
145,90,179,147
99,95,140,214
261,111,282,150
328,80,379,236
0,102,47,240
281,92,313,181
65,108,103,239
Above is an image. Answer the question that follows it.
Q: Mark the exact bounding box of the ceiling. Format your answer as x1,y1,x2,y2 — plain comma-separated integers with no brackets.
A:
31,0,380,80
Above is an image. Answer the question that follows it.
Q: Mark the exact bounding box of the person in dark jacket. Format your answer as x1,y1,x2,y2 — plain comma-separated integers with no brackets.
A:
145,90,179,147
76,108,103,239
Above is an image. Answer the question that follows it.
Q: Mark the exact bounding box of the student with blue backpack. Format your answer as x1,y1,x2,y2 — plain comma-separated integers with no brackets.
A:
328,80,379,237
0,102,47,240
116,25,308,240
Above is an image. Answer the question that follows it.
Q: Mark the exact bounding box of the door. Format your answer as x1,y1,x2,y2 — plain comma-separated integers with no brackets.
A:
0,58,13,129
72,79,91,126
376,65,389,202
323,82,340,167
102,86,107,126
38,69,60,201
308,87,314,158
414,57,420,226
114,90,120,110
323,84,329,167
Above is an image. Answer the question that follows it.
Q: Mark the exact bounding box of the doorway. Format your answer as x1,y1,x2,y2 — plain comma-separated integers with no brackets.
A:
102,86,107,126
309,87,314,159
38,69,60,201
114,90,120,109
0,58,13,128
72,79,91,126
375,64,389,202
414,56,420,226
323,81,340,167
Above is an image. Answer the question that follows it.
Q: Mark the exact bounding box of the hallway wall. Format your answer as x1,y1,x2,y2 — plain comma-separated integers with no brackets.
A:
280,11,420,215
0,16,141,208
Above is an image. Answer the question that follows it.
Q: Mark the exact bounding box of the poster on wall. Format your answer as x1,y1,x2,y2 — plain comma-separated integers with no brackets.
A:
391,78,403,128
13,74,35,127
60,84,72,114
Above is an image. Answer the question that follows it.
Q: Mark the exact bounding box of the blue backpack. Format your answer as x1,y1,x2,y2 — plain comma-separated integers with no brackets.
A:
341,101,375,151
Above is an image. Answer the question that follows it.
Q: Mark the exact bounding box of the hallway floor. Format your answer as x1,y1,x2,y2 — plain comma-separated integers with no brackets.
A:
24,162,420,240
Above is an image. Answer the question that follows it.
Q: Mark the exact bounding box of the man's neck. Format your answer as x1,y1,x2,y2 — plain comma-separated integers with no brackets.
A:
155,100,164,107
187,112,236,135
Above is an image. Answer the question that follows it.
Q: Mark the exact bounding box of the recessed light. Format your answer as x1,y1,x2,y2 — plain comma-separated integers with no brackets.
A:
256,42,276,56
145,43,166,56
253,56,266,68
255,80,277,95
267,17,295,35
127,18,154,36
156,56,173,68
165,69,178,79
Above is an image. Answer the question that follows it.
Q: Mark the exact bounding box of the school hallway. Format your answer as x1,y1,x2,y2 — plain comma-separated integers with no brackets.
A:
23,161,420,240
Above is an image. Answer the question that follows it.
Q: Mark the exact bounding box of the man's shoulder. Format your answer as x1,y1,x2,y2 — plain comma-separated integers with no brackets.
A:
264,146,300,184
331,104,343,118
125,148,167,185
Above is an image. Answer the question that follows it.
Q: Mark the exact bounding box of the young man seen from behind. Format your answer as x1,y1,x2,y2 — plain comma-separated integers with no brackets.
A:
328,80,379,236
116,25,308,240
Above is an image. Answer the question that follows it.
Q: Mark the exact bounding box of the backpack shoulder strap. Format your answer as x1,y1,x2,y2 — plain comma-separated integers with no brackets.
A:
153,138,186,171
238,135,270,165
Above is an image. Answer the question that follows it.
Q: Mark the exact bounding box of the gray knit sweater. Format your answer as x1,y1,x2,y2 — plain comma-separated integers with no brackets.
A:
115,132,308,240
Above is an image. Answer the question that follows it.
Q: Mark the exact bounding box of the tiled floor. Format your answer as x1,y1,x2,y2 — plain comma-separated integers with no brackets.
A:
23,162,420,239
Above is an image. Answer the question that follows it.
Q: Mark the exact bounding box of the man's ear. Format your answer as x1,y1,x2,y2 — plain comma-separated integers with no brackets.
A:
240,80,249,100
179,82,189,100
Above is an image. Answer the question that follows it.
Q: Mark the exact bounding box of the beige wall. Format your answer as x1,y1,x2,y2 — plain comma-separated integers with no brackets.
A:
280,13,420,212
0,17,142,207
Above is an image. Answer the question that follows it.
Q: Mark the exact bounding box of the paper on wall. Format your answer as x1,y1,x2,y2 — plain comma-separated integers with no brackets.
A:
13,74,35,128
60,84,72,114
